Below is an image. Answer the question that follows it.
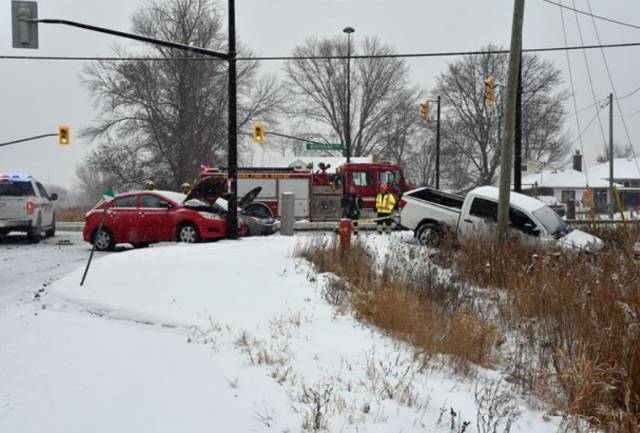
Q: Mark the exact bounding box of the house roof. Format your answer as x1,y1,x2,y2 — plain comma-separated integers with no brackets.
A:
587,157,640,180
520,168,614,189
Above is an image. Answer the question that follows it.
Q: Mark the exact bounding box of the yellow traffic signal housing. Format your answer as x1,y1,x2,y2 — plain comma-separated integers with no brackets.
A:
484,75,496,108
252,123,265,144
419,100,431,123
58,126,70,145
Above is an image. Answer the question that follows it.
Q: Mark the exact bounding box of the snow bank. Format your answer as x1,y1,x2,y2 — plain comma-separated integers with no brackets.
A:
1,235,561,433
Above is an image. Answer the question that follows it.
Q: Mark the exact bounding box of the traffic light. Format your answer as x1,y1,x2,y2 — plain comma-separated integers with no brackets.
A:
484,75,496,108
58,126,70,145
420,100,431,123
252,123,265,144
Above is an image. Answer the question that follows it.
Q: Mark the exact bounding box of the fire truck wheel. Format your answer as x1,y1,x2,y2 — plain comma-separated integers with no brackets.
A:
177,223,200,243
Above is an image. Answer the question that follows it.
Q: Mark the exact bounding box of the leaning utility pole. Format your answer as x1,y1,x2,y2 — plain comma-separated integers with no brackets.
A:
497,0,525,239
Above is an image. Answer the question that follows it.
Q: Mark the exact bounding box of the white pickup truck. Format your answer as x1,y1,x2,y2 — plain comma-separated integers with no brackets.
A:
0,173,57,242
398,185,602,251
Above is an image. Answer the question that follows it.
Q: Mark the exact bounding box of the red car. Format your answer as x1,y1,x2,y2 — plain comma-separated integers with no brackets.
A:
83,189,246,251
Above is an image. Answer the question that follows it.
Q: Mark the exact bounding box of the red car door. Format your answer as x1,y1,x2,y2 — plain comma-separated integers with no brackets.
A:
105,194,140,243
138,193,175,241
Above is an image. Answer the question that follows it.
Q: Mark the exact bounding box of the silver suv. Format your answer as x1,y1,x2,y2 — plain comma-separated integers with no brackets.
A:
0,174,57,242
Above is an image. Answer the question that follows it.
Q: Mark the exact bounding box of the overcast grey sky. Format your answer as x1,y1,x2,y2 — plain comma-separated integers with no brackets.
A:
2,0,640,188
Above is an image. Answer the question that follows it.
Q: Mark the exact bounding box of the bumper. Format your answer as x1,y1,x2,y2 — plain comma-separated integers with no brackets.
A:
0,219,32,230
196,219,228,240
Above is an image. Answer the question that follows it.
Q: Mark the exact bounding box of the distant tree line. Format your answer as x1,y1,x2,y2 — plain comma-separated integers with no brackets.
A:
76,0,571,197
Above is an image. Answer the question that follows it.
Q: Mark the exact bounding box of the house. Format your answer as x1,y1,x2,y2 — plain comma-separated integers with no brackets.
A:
520,151,623,212
586,157,640,209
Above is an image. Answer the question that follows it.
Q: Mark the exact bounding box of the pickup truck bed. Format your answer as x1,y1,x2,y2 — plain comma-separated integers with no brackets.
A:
400,188,464,231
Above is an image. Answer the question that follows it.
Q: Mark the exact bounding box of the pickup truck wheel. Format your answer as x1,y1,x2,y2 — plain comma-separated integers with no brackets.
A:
93,227,115,251
416,223,441,247
177,223,200,243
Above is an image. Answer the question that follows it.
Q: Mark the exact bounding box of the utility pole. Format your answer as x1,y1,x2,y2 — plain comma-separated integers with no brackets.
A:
609,92,614,220
514,53,523,193
497,0,525,239
436,96,441,189
227,0,238,239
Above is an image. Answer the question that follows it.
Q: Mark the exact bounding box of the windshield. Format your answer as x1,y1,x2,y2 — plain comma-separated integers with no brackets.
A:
532,205,568,236
0,180,35,197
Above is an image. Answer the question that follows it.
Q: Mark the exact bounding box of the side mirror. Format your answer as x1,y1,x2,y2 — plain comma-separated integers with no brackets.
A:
158,201,172,209
49,193,58,201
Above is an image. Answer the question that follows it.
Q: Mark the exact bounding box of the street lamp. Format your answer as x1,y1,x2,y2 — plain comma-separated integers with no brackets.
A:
343,26,355,163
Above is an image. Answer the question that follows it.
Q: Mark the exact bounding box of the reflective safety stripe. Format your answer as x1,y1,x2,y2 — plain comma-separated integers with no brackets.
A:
375,193,396,213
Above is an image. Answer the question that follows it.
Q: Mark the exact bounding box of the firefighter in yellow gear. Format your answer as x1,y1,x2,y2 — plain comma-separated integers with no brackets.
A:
375,183,396,234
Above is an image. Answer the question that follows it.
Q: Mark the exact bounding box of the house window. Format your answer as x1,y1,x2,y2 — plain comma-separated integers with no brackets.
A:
561,190,575,203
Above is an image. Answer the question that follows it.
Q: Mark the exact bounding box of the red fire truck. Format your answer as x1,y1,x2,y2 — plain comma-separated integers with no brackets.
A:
199,161,409,221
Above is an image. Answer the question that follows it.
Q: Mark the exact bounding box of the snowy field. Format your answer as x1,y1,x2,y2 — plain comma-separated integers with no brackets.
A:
0,233,561,433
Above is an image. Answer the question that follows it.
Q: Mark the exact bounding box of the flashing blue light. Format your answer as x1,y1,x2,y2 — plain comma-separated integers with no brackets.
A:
0,173,32,181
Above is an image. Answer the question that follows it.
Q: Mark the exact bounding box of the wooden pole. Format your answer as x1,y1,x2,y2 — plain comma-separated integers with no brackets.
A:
497,0,525,239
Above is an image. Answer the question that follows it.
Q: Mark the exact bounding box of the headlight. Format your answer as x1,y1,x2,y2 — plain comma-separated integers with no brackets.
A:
198,212,222,220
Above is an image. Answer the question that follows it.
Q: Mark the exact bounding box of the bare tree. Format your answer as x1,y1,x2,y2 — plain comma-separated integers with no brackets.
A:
284,36,419,158
596,142,635,163
82,0,283,189
434,45,570,189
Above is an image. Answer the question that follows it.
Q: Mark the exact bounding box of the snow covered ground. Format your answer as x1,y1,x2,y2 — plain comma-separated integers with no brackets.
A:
0,234,561,433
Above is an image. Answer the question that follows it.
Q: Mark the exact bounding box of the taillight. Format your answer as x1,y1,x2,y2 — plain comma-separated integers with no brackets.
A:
399,199,407,209
26,201,35,215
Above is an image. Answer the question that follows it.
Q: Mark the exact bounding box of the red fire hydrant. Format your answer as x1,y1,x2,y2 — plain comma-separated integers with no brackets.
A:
338,218,353,251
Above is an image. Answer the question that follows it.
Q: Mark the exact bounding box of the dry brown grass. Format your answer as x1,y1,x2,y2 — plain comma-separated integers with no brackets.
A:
298,228,640,432
296,237,497,371
56,206,89,222
454,230,640,433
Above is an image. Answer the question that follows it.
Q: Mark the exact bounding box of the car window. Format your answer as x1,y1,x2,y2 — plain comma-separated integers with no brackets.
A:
351,172,373,187
0,180,35,197
111,195,137,208
469,198,497,221
140,194,171,209
509,207,540,237
36,183,49,198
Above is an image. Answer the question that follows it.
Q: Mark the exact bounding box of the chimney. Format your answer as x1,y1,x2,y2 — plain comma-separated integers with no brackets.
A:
572,150,582,172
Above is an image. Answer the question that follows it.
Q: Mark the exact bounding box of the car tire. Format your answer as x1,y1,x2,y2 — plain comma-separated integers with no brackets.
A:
45,215,56,238
415,223,441,247
244,202,273,219
131,242,150,248
93,227,115,251
177,223,200,243
28,217,42,244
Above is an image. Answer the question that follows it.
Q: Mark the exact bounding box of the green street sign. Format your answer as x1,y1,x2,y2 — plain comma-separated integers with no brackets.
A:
306,142,344,151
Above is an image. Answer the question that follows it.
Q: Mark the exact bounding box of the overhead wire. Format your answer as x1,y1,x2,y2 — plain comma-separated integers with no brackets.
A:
571,0,608,152
586,0,640,176
2,42,640,62
559,0,590,185
540,0,640,31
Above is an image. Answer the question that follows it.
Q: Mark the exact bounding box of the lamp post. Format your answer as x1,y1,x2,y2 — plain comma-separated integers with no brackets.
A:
343,26,354,163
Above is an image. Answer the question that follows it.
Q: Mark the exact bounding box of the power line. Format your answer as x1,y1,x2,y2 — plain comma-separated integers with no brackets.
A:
586,0,640,176
2,42,640,62
540,0,640,31
559,0,590,185
616,85,640,100
571,0,608,151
